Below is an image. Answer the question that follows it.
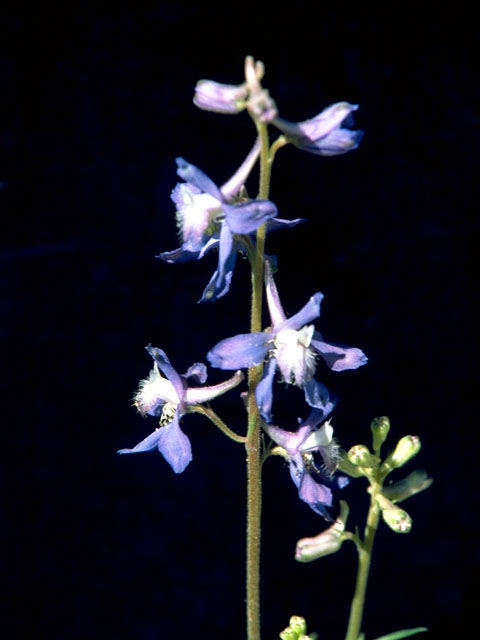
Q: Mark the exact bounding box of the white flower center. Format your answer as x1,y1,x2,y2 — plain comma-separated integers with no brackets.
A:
134,366,180,416
175,185,222,245
301,420,334,452
273,324,317,385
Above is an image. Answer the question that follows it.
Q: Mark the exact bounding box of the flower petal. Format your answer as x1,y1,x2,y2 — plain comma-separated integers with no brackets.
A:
146,345,185,404
255,356,277,423
207,332,271,369
157,237,219,263
298,473,333,519
265,217,305,232
264,260,286,327
223,199,277,235
264,421,310,455
303,378,335,415
308,128,364,157
276,292,324,332
274,102,357,141
199,224,238,302
193,79,248,114
155,415,193,473
117,428,162,454
184,362,208,384
175,157,223,201
311,333,368,371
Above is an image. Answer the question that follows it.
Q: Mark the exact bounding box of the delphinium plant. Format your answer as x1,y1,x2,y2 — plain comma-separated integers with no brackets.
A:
118,56,432,640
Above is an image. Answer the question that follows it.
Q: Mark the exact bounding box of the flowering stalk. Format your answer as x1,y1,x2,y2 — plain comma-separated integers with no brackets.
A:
245,117,272,640
344,481,381,640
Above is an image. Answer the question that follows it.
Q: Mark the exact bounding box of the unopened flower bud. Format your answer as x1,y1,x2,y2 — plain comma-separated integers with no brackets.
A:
193,79,248,114
295,501,349,562
279,627,298,640
338,450,365,478
382,436,421,475
383,470,433,503
347,444,380,469
370,416,390,454
288,616,307,635
381,504,412,533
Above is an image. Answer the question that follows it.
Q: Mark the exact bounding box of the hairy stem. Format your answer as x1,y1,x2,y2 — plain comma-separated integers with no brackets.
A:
245,120,271,640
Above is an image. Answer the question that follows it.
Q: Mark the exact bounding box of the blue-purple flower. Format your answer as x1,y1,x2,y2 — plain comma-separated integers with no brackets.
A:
273,102,363,156
193,57,278,124
118,345,243,473
207,263,367,422
158,146,301,302
265,410,348,519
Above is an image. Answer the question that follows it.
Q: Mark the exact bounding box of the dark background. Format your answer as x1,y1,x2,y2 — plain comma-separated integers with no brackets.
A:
2,4,476,640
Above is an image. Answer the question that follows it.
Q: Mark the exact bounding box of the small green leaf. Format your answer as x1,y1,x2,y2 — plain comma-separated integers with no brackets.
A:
371,626,427,640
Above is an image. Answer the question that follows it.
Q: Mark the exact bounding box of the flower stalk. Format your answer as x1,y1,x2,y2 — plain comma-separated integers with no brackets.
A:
344,482,381,640
245,119,271,640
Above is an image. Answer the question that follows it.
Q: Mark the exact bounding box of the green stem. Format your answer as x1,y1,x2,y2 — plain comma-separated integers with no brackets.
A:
344,486,381,640
245,120,271,640
190,405,246,443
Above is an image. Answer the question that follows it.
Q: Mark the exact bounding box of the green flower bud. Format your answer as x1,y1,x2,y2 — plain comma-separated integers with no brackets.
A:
289,616,307,635
295,501,349,562
370,416,390,454
377,494,412,533
279,627,298,640
381,436,421,475
383,470,433,503
338,450,365,477
381,505,412,533
347,444,380,469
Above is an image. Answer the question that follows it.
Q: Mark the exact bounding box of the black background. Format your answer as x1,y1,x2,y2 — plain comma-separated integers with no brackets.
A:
2,4,476,640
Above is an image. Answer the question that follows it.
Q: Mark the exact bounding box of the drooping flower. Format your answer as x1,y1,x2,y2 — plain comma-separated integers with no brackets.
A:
207,262,367,422
193,57,278,124
265,410,348,519
273,102,363,156
158,145,302,302
118,345,243,473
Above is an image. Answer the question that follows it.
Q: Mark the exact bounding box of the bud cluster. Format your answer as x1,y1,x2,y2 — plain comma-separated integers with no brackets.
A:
279,616,318,640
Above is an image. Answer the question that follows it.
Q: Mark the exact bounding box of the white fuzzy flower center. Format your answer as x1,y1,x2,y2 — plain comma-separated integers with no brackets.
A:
176,185,222,244
134,366,180,416
273,324,317,385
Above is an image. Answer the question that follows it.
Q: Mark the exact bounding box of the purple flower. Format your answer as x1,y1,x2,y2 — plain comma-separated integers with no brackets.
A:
273,102,363,156
193,79,249,114
265,410,348,518
207,263,367,422
118,345,243,473
158,145,301,302
193,58,277,123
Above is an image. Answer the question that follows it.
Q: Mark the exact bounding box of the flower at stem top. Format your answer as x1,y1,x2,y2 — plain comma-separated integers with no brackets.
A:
158,142,301,302
265,409,347,519
273,102,363,156
207,262,367,422
193,57,278,123
118,345,243,473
